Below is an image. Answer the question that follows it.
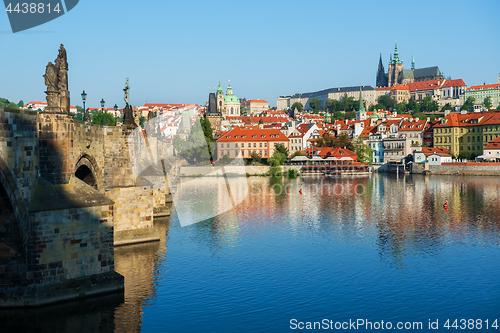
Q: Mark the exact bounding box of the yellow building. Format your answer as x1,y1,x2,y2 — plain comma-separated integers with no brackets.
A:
433,111,500,157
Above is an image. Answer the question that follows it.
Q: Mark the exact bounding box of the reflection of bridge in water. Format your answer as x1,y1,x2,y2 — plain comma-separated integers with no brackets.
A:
0,217,170,332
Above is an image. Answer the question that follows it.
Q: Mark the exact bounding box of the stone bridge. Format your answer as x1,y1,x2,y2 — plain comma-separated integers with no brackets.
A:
0,107,172,307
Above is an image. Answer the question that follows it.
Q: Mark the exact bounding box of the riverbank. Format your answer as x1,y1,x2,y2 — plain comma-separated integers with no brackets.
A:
411,162,500,176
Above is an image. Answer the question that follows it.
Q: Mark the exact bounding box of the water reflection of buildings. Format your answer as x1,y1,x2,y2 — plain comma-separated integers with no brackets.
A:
209,175,500,267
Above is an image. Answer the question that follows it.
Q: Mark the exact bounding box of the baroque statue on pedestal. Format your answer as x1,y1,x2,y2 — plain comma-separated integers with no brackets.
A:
43,44,70,113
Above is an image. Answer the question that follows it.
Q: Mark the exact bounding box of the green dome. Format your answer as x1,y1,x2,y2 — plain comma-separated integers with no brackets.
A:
370,114,379,119
225,94,239,103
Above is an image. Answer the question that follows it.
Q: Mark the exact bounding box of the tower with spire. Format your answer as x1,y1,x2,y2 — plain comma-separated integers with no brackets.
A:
355,86,367,121
376,53,388,87
387,41,404,87
376,41,443,88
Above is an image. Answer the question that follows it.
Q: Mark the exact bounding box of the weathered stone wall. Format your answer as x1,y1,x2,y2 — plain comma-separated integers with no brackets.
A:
29,204,114,284
429,163,500,175
411,163,428,174
107,186,159,246
0,108,38,263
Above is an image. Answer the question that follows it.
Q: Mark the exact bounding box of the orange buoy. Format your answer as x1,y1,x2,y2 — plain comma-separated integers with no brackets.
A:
443,201,448,207
299,188,302,194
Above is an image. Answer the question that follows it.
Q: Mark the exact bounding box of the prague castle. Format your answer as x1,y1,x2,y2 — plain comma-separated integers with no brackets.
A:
376,42,443,88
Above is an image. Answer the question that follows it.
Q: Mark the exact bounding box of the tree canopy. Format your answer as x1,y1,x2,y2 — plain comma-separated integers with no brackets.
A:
461,97,475,111
309,98,321,111
314,132,354,150
484,97,493,110
91,111,116,126
291,102,303,112
173,121,211,164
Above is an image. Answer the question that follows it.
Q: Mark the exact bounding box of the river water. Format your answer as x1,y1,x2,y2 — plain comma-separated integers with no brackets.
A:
2,174,500,332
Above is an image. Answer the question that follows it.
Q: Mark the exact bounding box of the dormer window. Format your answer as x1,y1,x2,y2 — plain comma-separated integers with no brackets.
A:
252,135,257,138
242,135,246,138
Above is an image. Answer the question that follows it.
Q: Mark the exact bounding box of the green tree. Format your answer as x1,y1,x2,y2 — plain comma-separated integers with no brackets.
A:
75,112,84,121
332,111,344,120
352,136,374,165
315,132,354,150
418,96,438,112
219,154,233,165
173,122,211,164
440,103,453,112
309,97,321,111
340,93,357,111
461,97,475,111
250,151,261,164
396,101,408,113
17,100,24,108
7,102,18,109
377,95,395,110
200,117,215,160
325,99,341,112
344,111,356,119
274,143,289,158
484,97,493,110
408,97,418,113
291,102,303,112
92,111,116,126
267,150,286,166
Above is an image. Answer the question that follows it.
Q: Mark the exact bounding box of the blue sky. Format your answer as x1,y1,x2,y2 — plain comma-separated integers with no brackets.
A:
1,0,499,108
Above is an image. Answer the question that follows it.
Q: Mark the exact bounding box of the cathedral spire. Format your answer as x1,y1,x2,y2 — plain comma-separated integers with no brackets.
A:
359,86,365,112
411,53,415,71
393,40,402,64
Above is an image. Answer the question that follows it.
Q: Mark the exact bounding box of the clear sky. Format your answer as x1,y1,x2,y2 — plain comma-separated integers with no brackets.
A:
1,0,499,108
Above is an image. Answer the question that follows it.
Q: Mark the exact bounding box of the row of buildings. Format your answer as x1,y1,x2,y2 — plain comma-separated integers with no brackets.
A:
277,43,500,111
211,104,500,164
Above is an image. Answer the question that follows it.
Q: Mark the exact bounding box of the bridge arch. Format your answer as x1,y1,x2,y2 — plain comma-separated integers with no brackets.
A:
74,153,103,192
0,151,29,261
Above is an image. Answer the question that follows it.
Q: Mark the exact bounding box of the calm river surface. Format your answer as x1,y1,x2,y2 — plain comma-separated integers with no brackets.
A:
3,174,500,332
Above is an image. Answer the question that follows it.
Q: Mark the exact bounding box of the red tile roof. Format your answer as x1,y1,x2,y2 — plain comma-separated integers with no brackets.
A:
217,127,289,142
468,83,500,91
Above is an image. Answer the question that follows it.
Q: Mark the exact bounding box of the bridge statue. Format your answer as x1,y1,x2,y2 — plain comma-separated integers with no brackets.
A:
122,78,136,127
43,44,70,113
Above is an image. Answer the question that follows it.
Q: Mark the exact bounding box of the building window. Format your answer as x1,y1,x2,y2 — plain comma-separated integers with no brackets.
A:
260,143,262,148
254,143,256,147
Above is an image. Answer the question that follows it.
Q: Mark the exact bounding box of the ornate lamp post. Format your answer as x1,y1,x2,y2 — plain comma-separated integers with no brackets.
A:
100,98,105,125
114,104,118,125
81,90,87,121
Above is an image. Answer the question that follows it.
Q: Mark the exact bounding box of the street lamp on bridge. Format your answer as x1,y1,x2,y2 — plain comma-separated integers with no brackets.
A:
81,90,87,121
100,98,105,126
114,104,118,125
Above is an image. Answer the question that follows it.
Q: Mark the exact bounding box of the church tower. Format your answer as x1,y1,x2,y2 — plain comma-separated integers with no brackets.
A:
376,53,388,87
387,41,404,87
216,80,225,114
